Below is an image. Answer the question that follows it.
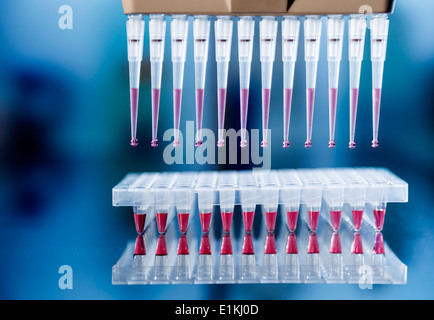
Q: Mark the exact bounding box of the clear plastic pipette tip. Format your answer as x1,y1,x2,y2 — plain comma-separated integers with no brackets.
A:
259,16,278,148
304,16,322,148
126,15,145,147
327,16,344,149
348,15,366,149
281,16,299,148
171,15,189,148
149,15,166,148
193,16,211,148
238,16,255,149
215,16,233,148
371,14,389,148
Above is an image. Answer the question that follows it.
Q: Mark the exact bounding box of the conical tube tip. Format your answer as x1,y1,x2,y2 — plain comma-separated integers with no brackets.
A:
130,138,138,147
328,140,336,148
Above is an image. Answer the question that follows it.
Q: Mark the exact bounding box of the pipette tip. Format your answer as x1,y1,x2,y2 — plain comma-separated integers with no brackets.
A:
240,139,248,148
328,140,336,148
130,138,138,147
195,139,203,147
283,140,290,148
305,140,312,148
261,140,269,148
372,139,379,148
217,139,225,148
349,140,356,149
151,139,159,148
173,139,180,148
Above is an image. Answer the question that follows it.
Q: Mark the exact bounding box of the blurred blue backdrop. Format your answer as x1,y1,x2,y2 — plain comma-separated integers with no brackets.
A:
0,0,432,299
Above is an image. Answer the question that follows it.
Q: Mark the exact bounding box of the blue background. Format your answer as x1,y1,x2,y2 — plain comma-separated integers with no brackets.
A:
0,0,433,299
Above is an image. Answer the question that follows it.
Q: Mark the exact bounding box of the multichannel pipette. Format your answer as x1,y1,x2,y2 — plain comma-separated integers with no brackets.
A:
326,16,344,148
259,16,278,148
122,1,395,149
348,15,367,149
238,16,255,148
149,15,166,147
370,14,390,148
171,15,189,147
304,16,322,148
215,16,233,148
193,16,211,147
281,17,300,148
126,14,145,147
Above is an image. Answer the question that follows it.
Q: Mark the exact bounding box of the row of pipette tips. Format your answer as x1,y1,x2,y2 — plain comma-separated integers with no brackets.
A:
126,13,389,150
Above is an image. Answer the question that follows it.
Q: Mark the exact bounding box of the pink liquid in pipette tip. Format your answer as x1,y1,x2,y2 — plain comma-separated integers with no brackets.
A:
283,88,293,148
305,88,315,148
195,88,205,147
199,234,212,255
351,232,363,254
156,234,168,256
134,213,146,234
134,235,146,256
307,232,319,254
372,88,382,148
221,233,233,255
261,88,271,148
130,88,139,147
173,89,183,147
177,234,189,255
352,209,364,231
156,212,168,234
287,211,298,232
221,211,233,233
151,88,160,147
240,89,249,148
265,211,277,233
264,233,277,255
308,210,320,232
329,232,342,254
242,211,255,233
242,233,255,255
373,209,386,231
177,213,189,234
199,212,212,233
286,233,298,254
373,232,385,255
349,88,359,149
217,88,227,148
329,88,338,148
330,210,342,231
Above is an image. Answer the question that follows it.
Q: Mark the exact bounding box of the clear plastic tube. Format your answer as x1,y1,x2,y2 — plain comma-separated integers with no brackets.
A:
193,16,211,147
260,16,278,148
304,16,322,148
326,16,344,148
215,16,233,148
238,16,255,148
281,17,300,148
371,14,389,148
348,15,366,149
171,15,189,147
126,14,145,147
149,15,166,147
